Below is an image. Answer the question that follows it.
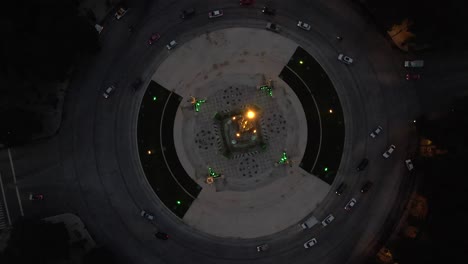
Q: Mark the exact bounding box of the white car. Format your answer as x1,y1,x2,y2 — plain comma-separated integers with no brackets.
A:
256,244,269,252
344,198,357,210
405,159,414,171
383,145,396,158
297,21,311,31
208,10,223,18
321,214,335,227
338,54,353,65
166,40,178,50
303,238,318,249
103,85,115,99
140,210,154,220
370,125,383,138
114,7,128,20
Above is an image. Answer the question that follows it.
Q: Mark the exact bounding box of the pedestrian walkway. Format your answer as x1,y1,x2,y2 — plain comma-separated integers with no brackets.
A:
0,201,7,230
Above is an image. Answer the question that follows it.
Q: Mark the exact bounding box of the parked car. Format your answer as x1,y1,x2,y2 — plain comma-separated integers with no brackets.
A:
383,145,396,158
155,232,169,240
300,216,319,229
344,198,357,210
115,7,128,20
262,6,276,15
29,193,44,200
321,214,335,227
303,238,318,249
180,8,195,19
335,182,346,195
356,158,369,171
148,33,161,45
370,125,383,138
256,244,269,252
360,181,373,193
240,0,254,5
338,54,353,64
103,85,115,99
405,73,421,80
266,22,280,32
405,159,414,171
141,210,154,220
404,60,424,68
208,10,223,18
297,21,311,31
166,40,178,50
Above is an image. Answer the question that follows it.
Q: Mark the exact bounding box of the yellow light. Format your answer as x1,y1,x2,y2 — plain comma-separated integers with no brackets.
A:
246,110,255,119
253,129,257,133
299,60,304,64
147,150,152,155
232,116,236,120
329,109,333,113
236,133,240,137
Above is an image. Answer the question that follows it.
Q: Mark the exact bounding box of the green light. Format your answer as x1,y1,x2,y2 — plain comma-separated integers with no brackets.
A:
153,96,157,101
324,167,328,172
176,200,181,205
208,167,221,178
194,99,206,112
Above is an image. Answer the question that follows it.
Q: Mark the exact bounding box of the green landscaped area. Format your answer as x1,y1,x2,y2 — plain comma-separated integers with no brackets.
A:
282,47,345,184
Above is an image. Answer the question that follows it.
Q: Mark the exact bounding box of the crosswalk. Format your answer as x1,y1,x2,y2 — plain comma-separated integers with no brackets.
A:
0,201,8,230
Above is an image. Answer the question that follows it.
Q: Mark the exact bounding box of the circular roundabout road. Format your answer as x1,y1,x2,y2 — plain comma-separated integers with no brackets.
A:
60,0,420,263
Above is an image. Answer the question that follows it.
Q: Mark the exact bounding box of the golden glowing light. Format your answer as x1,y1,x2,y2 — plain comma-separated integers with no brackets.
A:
232,116,236,120
253,129,257,133
246,110,256,119
147,150,152,155
236,133,240,137
329,109,333,113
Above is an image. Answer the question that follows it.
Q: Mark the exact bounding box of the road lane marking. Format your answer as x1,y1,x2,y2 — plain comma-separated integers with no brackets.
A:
8,148,24,216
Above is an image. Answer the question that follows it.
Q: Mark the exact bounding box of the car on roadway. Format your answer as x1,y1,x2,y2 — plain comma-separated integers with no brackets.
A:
103,85,115,99
338,54,353,65
405,159,414,171
321,214,335,227
383,145,396,158
356,158,369,171
141,210,154,220
29,193,44,200
404,60,424,68
360,181,373,193
297,21,311,31
262,6,276,15
114,7,128,20
256,244,269,252
166,40,178,50
155,232,169,240
335,182,346,195
405,73,421,80
180,8,195,19
370,125,383,138
344,198,357,210
266,22,280,32
303,238,318,248
240,0,254,5
148,33,161,45
208,10,223,18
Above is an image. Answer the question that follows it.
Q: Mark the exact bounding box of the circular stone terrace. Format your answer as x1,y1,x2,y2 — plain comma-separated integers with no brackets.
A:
141,27,344,238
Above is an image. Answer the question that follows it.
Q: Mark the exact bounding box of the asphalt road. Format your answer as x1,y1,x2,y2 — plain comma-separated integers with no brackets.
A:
0,0,427,263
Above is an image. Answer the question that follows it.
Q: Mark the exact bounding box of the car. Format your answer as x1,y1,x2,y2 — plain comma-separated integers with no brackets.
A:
29,193,44,200
148,33,161,45
240,0,254,5
338,54,353,65
140,210,154,220
166,40,178,50
404,60,424,68
114,7,128,20
405,73,421,80
208,10,223,18
297,21,311,31
155,232,169,240
262,6,276,15
256,244,269,252
321,214,335,227
103,85,115,99
383,145,396,158
344,198,357,210
370,125,383,138
360,181,373,193
335,182,346,195
266,22,280,32
180,8,195,19
303,238,318,248
405,159,414,171
356,158,369,171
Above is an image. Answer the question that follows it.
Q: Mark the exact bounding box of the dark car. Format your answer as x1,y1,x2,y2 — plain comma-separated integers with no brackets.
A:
360,181,373,193
356,158,369,171
335,182,346,195
262,6,276,15
180,8,195,19
155,232,169,240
